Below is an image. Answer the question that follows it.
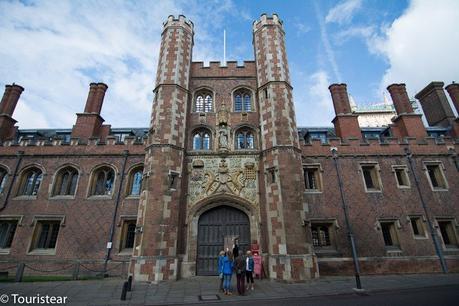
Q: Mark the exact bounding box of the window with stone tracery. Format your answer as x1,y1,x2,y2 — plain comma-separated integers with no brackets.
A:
52,166,79,196
235,128,255,149
194,90,213,113
90,166,115,196
233,89,252,112
17,167,43,197
192,129,211,150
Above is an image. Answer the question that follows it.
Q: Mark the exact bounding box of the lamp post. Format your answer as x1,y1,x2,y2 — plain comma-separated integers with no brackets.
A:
331,147,362,289
405,148,447,273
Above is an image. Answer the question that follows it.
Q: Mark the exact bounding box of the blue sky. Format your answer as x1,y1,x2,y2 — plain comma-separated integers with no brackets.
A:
0,0,458,129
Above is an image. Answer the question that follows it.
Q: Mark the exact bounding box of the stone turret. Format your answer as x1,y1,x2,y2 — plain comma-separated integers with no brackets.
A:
253,13,318,282
131,15,194,283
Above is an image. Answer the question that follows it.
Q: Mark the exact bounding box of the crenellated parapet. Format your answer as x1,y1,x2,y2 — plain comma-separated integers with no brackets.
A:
302,135,458,157
252,13,283,32
0,135,147,154
190,61,256,78
162,14,194,35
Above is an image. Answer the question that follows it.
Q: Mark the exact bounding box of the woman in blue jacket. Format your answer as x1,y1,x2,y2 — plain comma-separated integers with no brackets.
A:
220,251,234,295
217,250,225,291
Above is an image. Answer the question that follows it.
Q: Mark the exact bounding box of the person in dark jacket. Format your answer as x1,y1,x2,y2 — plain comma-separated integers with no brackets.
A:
234,250,246,295
221,251,234,295
245,250,255,290
232,238,239,258
217,250,225,291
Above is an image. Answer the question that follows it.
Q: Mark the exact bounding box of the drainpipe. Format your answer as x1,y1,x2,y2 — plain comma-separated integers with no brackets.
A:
0,151,24,211
104,150,129,274
331,147,362,289
405,148,448,273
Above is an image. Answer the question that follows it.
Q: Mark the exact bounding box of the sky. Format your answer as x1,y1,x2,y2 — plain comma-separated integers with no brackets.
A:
0,0,458,129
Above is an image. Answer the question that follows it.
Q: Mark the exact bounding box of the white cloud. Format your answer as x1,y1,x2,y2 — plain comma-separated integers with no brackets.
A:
334,26,376,45
294,22,311,36
372,0,459,97
325,0,362,25
295,70,335,126
0,0,235,129
313,0,342,82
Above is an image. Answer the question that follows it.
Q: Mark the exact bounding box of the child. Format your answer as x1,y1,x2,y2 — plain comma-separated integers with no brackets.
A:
245,250,254,290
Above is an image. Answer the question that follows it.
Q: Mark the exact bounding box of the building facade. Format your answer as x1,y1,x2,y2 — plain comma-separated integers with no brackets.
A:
0,14,459,283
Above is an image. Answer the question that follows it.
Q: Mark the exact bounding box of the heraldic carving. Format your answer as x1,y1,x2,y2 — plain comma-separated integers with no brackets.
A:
188,157,258,206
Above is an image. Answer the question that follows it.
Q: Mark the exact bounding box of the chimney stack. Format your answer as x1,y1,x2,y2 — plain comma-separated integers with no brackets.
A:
445,82,459,116
387,83,426,138
387,83,413,114
83,83,108,114
328,83,361,139
0,84,24,142
71,82,110,141
444,82,459,137
415,82,455,127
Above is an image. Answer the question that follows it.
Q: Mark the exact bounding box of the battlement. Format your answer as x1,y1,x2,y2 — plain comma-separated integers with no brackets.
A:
190,61,256,78
301,135,458,157
163,15,194,32
0,135,147,150
252,13,283,32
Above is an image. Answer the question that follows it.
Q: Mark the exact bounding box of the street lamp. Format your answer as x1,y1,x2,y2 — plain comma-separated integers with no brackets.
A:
331,147,362,290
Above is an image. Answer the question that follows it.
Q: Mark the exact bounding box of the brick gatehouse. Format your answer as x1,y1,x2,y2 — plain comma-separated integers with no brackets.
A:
0,14,458,283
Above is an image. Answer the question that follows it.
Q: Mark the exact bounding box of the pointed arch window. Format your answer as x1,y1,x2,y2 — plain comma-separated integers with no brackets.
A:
192,129,211,150
127,167,143,197
0,167,7,195
234,89,252,112
194,91,213,113
90,166,115,196
236,128,255,149
52,167,79,196
18,167,43,196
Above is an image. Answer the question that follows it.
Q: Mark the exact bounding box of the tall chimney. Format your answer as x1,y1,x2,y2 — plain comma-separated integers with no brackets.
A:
415,82,455,127
329,83,361,139
71,82,110,141
387,83,426,138
0,84,24,142
444,82,459,137
84,83,108,114
445,82,459,116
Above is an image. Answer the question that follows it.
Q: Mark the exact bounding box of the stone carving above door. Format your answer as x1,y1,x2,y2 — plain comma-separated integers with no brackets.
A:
188,156,258,206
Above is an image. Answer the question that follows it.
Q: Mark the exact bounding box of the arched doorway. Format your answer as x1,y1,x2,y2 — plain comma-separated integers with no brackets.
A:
197,205,250,275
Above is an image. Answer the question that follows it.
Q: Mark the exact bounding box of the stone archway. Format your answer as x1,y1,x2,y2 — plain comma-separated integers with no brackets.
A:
196,205,250,275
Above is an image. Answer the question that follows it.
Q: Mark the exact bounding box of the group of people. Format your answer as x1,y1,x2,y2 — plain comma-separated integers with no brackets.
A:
217,239,255,296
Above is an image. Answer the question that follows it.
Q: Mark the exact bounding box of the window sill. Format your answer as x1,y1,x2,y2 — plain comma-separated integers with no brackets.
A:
385,247,402,254
304,190,322,194
396,186,411,189
364,189,382,193
125,195,140,200
430,188,448,192
27,249,57,256
313,248,339,257
413,235,428,240
50,195,76,200
87,195,113,200
13,195,38,200
0,248,11,255
118,249,133,256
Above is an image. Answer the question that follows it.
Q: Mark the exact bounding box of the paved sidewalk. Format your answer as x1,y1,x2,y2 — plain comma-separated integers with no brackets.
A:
1,273,459,305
